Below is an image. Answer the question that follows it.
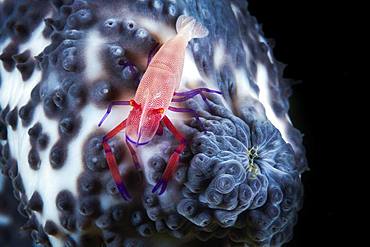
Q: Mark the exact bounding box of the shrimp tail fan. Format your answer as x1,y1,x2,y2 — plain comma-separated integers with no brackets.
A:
176,15,209,41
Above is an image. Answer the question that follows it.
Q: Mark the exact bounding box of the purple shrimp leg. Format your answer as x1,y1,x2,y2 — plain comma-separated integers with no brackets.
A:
172,88,222,109
98,100,131,127
173,88,222,97
168,106,205,130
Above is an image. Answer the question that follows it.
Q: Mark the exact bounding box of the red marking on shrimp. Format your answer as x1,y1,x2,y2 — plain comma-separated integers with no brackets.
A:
98,15,222,200
102,119,131,200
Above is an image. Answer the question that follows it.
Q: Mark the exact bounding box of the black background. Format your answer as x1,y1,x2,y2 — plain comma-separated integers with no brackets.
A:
248,1,358,246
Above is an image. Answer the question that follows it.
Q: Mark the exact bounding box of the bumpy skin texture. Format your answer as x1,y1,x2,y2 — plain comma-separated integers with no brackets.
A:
0,0,307,247
0,176,33,246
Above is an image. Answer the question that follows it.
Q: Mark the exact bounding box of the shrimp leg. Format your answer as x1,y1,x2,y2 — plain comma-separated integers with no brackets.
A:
156,121,164,136
125,136,141,169
98,100,131,127
172,88,222,109
102,119,131,200
152,115,187,195
168,106,204,130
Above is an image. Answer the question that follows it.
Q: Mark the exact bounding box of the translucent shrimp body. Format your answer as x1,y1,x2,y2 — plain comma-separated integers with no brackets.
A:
125,16,208,145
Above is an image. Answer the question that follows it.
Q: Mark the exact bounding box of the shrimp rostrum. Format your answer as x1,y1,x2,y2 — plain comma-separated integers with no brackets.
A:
98,15,222,200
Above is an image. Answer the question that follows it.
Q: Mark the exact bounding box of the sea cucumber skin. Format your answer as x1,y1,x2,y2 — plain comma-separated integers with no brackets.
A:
0,1,307,246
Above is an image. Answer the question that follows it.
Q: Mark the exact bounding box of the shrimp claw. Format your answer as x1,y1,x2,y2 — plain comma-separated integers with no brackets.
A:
152,178,167,195
116,182,132,201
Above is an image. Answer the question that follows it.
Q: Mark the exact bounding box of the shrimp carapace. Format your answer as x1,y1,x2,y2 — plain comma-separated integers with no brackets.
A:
99,15,222,200
125,99,165,146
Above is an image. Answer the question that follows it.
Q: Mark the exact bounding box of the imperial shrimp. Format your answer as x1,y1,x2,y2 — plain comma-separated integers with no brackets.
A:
98,15,222,200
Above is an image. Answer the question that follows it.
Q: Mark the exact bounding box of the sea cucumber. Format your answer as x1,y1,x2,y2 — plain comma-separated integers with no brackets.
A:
0,1,307,246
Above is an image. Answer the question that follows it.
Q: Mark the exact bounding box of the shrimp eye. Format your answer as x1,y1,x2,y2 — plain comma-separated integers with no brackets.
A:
157,108,164,114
